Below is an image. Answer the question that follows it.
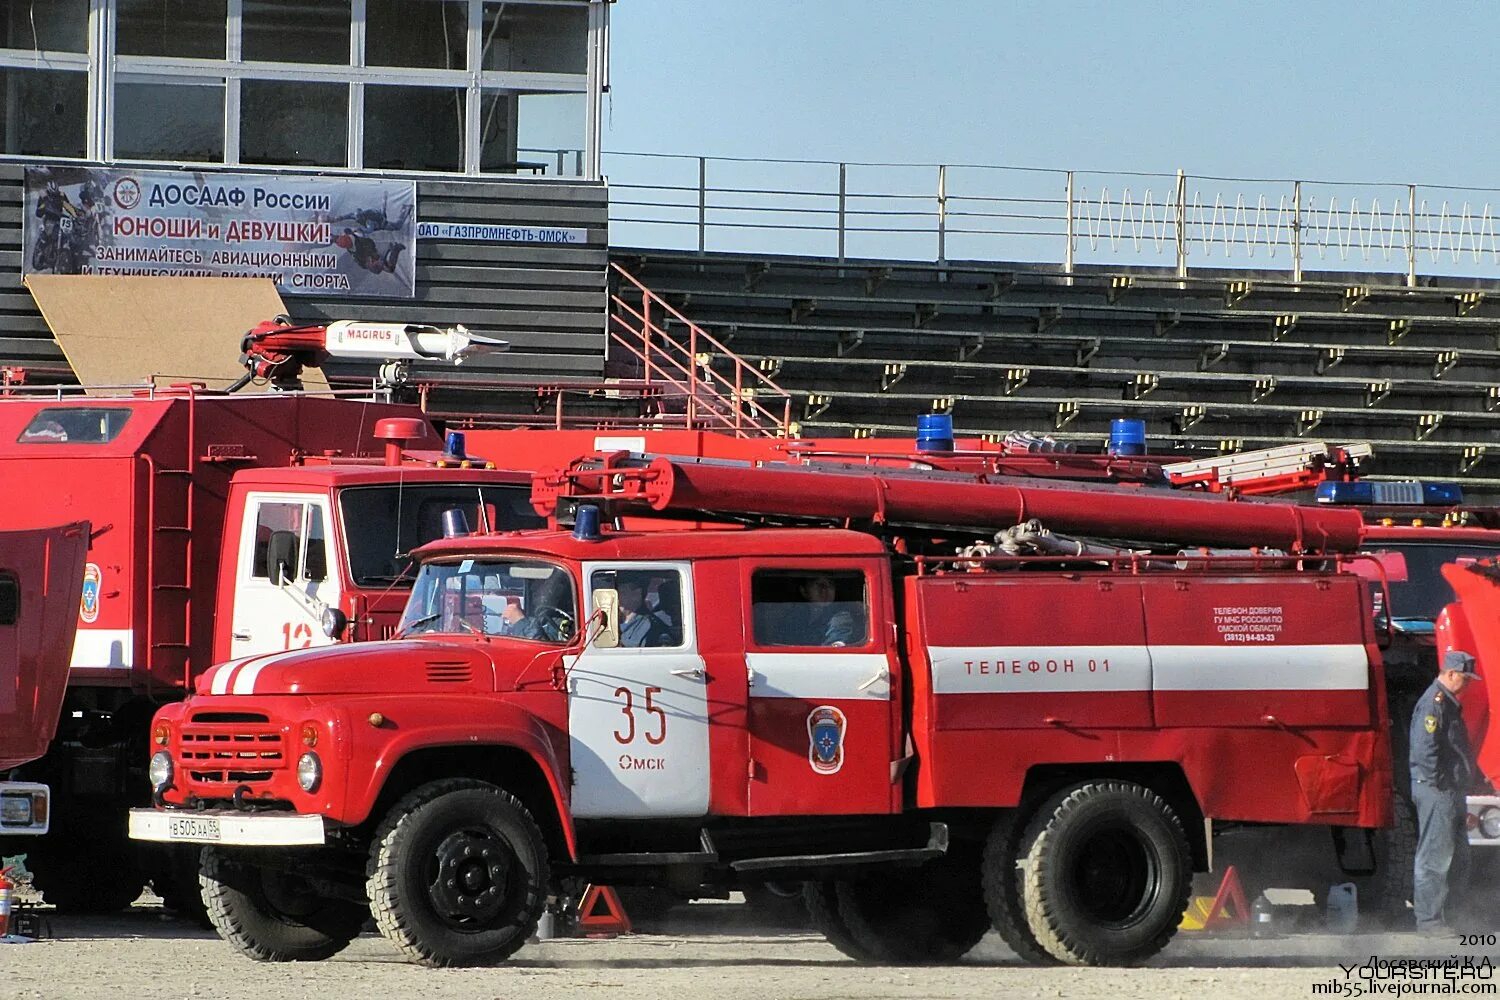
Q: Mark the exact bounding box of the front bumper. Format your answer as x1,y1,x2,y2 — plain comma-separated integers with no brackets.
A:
1467,795,1500,846
129,808,326,846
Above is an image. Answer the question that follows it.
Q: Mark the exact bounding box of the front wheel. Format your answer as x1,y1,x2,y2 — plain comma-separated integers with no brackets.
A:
367,779,548,967
1017,781,1192,966
201,848,366,962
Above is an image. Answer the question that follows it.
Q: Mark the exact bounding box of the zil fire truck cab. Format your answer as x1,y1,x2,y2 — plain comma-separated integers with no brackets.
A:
0,387,540,913
132,452,1391,967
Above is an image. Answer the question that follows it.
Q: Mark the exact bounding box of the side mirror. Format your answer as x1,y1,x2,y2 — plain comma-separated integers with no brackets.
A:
592,589,620,649
266,530,299,587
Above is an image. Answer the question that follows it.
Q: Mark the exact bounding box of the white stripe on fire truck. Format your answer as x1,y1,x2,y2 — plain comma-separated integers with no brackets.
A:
927,644,1369,694
231,650,307,695
745,652,892,700
69,629,134,669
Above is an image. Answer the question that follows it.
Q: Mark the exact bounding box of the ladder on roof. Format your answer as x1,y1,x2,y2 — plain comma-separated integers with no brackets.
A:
1163,441,1372,496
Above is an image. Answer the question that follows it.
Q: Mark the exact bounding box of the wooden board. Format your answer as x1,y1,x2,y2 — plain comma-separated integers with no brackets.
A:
23,275,328,394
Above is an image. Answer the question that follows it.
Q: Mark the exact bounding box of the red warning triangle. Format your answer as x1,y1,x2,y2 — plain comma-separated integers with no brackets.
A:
1203,865,1249,928
577,885,633,936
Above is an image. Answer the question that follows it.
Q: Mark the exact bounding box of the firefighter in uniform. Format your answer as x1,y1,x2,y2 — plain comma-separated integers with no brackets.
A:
1409,650,1481,934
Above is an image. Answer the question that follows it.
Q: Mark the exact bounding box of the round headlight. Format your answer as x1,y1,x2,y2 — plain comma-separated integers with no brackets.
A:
296,752,322,793
148,751,174,791
1480,807,1500,839
320,607,349,639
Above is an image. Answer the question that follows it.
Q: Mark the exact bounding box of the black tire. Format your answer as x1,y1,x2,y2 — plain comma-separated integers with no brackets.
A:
1357,791,1418,928
1018,781,1192,966
366,778,548,968
803,880,867,958
741,879,809,927
158,855,214,929
805,850,989,965
31,839,145,913
982,813,1060,964
200,848,367,962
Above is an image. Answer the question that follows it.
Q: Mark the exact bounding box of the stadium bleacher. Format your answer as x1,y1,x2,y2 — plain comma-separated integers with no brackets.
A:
610,249,1500,494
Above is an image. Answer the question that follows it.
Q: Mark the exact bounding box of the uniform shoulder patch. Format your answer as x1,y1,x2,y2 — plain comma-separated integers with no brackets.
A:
1424,715,1438,734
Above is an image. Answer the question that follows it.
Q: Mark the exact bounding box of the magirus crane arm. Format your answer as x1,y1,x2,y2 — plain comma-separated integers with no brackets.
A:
233,317,508,392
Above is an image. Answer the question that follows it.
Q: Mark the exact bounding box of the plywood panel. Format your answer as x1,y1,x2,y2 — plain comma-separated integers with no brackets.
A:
23,275,327,393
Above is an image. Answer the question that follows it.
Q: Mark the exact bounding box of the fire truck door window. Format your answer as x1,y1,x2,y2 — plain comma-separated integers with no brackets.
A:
751,570,869,648
588,568,684,648
252,503,303,581
568,561,710,819
0,573,17,625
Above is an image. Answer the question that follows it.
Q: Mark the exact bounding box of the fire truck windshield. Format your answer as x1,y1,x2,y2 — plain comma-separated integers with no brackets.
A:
340,484,544,587
397,558,575,643
1363,542,1500,621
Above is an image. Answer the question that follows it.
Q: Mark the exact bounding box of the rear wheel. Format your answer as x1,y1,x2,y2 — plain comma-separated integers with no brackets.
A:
1018,781,1192,966
982,813,1059,964
803,880,867,958
201,848,366,962
806,852,989,964
367,779,548,967
1357,791,1418,928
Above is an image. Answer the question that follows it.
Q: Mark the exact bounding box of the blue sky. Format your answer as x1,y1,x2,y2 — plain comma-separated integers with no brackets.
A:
600,2,1500,266
604,1,1492,185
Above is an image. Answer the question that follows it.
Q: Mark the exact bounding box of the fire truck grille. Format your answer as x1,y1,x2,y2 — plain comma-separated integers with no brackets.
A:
180,713,286,784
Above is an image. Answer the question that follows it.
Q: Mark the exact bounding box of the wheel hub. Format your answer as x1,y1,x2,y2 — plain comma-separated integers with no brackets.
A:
428,829,513,924
1072,826,1157,927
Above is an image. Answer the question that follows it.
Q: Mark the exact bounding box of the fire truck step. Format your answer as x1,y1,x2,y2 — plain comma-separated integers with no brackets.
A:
730,822,949,874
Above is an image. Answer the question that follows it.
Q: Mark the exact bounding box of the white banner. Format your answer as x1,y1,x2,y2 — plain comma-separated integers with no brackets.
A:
417,221,587,244
24,166,417,299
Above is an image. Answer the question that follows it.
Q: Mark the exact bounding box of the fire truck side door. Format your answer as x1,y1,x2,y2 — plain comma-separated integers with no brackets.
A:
230,493,341,658
743,563,898,816
567,562,711,818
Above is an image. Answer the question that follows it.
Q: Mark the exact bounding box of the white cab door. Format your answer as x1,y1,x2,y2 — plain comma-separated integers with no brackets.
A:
568,562,710,818
230,494,340,658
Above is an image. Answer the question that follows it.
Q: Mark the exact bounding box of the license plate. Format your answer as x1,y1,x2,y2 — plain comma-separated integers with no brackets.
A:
167,816,221,841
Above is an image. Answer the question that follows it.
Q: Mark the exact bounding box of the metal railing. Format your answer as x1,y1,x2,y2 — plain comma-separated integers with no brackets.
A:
609,262,792,437
600,150,1500,284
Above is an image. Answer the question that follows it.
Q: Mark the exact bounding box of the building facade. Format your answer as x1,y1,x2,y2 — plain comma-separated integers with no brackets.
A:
0,0,610,384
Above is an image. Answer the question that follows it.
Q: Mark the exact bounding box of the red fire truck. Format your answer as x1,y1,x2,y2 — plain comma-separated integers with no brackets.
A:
130,450,1391,967
0,387,543,912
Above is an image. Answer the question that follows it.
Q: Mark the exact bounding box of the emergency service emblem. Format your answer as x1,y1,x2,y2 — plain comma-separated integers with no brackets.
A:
807,706,847,775
80,563,101,624
1424,715,1438,735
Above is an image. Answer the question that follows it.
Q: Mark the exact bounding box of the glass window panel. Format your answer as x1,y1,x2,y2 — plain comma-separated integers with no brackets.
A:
242,0,351,65
241,79,347,167
367,0,467,69
117,0,227,58
0,0,88,52
480,1,588,74
115,80,225,163
0,574,16,626
480,90,584,176
364,85,464,173
0,69,85,157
